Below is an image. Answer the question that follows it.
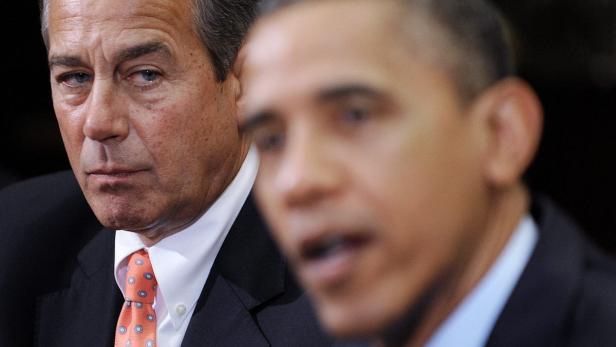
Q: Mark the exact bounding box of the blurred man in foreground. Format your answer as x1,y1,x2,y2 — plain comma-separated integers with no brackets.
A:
240,0,616,345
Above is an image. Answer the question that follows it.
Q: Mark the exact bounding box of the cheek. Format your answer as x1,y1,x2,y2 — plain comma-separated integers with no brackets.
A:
170,87,232,148
366,146,483,278
254,175,295,246
143,101,209,154
364,121,472,210
54,107,85,163
255,175,282,225
345,138,466,260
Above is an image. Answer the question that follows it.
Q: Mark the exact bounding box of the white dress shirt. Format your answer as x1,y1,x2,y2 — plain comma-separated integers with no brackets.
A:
425,215,539,347
114,147,258,347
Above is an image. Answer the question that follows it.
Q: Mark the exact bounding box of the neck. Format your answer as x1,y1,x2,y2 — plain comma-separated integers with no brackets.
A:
378,184,530,347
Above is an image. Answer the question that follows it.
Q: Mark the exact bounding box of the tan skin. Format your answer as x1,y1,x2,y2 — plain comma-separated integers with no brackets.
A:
240,1,542,346
48,0,249,246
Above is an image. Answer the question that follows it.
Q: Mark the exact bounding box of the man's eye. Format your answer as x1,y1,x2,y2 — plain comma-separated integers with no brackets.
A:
129,69,161,87
254,131,286,153
341,107,369,124
139,70,160,82
58,72,92,88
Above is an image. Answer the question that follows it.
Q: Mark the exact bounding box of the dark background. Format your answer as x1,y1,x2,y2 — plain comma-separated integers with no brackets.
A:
1,1,615,250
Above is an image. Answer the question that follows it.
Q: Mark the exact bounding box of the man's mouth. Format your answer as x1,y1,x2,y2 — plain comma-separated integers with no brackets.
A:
87,167,146,175
89,170,142,176
301,234,371,261
86,167,149,185
297,231,373,288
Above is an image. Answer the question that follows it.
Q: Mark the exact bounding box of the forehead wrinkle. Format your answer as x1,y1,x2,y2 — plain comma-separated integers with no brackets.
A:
48,0,195,49
112,42,173,65
48,6,197,71
129,0,195,34
49,0,193,25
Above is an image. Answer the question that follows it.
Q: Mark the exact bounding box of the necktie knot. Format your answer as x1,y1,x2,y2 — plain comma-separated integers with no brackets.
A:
125,250,157,304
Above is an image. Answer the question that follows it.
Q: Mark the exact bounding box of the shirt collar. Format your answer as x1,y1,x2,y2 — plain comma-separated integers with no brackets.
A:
114,146,258,329
425,214,539,347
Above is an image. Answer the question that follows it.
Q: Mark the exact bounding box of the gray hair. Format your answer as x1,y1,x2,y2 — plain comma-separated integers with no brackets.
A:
39,0,260,82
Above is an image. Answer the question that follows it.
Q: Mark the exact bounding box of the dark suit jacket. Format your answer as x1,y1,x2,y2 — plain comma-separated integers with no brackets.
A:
0,171,330,347
484,196,616,346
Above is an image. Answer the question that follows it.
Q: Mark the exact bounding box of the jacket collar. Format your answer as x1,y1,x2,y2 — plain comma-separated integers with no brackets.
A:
182,196,286,346
486,196,584,346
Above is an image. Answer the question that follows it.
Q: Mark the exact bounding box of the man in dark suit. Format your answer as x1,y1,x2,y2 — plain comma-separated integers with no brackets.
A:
0,0,330,346
238,0,616,346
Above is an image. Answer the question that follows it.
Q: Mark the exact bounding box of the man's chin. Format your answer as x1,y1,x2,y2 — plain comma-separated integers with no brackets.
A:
98,214,149,231
313,285,427,344
90,203,154,231
315,298,391,341
84,189,149,225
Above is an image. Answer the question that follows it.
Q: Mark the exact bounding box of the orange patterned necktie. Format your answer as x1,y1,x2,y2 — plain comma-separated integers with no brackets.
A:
115,249,158,347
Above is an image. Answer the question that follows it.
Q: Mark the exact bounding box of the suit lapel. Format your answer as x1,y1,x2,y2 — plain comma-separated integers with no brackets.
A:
36,229,123,347
181,196,285,347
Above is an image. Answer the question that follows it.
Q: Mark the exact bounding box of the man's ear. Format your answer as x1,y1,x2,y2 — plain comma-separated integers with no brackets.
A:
472,77,543,187
232,45,248,113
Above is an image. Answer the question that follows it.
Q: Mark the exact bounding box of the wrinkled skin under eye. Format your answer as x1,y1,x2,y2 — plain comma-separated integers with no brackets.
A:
58,72,92,88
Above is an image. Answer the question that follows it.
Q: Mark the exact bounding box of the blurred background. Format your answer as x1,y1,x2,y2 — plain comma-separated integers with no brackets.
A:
1,0,615,249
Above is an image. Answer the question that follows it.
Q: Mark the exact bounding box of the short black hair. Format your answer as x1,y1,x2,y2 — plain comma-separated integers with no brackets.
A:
418,0,514,99
258,0,514,100
39,0,260,82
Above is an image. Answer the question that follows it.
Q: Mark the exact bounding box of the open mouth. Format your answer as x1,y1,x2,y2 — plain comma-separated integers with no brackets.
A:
298,232,373,287
301,234,372,261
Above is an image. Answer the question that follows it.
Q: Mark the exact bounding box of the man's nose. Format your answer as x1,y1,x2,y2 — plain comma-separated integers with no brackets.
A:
82,80,129,142
276,129,343,208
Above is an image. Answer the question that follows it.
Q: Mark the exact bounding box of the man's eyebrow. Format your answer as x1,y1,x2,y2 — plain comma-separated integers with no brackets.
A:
48,56,85,69
239,111,277,134
239,85,384,133
317,84,385,102
113,42,173,64
48,42,172,70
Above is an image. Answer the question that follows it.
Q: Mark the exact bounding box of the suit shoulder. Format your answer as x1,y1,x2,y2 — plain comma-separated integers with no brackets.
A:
568,243,616,344
488,197,616,346
0,170,83,213
0,170,100,263
535,197,616,344
0,171,102,346
0,171,97,232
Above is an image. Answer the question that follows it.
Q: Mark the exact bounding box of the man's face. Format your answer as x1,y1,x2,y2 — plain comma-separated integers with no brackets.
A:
48,0,246,240
241,1,492,338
